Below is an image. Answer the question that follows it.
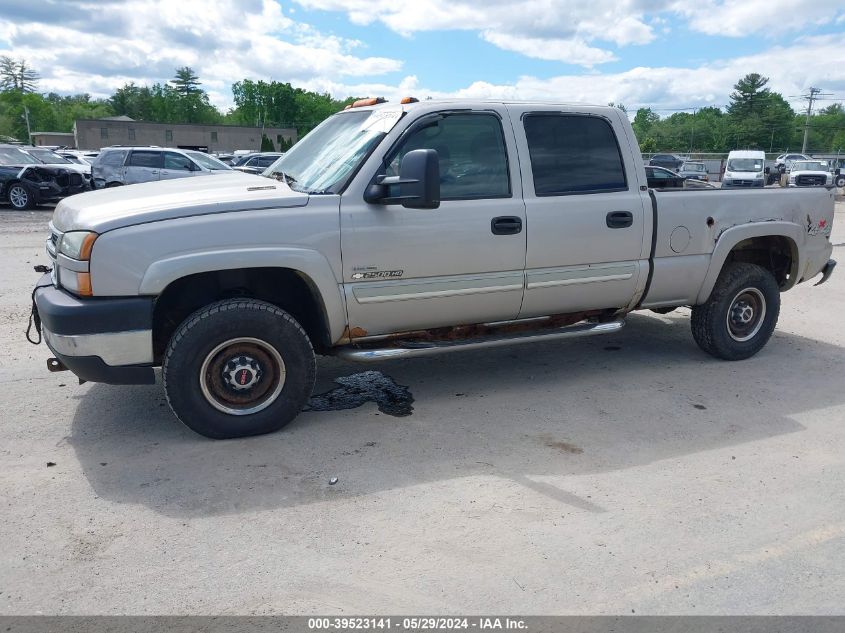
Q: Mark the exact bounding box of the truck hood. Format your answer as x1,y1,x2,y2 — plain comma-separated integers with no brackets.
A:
52,172,309,233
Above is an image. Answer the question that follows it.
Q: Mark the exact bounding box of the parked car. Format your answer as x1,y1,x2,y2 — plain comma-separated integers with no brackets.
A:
92,147,232,188
645,165,685,188
231,152,285,175
677,161,709,182
33,100,835,439
783,160,834,187
20,146,93,188
648,154,685,170
56,150,99,167
722,150,765,188
775,153,811,169
0,144,88,210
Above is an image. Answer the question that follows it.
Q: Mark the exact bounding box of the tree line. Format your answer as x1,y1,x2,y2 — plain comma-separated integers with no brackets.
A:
1,59,843,154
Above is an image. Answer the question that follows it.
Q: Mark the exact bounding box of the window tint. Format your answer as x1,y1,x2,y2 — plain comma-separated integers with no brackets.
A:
127,151,161,168
386,113,510,200
164,152,194,170
524,114,627,195
256,156,278,167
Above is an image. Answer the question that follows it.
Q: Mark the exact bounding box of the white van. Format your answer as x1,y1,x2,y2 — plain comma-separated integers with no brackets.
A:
722,150,766,188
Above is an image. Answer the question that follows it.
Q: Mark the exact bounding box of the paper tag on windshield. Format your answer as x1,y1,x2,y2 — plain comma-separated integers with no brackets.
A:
363,108,403,133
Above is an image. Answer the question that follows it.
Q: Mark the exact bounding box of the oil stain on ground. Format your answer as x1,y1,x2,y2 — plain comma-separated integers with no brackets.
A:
304,371,414,417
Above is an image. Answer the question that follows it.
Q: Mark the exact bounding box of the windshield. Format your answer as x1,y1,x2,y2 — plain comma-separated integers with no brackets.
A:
26,148,71,164
263,108,404,193
0,147,40,165
727,158,763,172
791,161,828,171
185,151,231,171
684,163,705,171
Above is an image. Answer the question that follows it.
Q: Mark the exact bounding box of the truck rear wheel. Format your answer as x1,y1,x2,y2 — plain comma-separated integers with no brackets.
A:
163,299,316,439
690,263,780,361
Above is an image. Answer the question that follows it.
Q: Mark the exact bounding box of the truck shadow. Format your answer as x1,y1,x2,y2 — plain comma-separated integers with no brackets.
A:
69,312,844,518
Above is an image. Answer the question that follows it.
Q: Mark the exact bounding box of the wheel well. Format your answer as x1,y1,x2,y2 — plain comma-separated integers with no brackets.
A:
725,235,797,288
152,267,331,361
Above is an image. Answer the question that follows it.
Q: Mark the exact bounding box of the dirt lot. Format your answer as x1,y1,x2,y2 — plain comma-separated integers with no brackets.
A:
1,202,844,614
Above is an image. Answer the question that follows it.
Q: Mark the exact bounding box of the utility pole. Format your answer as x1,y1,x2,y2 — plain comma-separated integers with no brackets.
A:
799,87,831,153
22,106,32,143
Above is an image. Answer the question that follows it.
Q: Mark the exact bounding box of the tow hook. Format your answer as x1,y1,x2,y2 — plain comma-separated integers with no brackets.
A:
814,259,837,286
47,358,68,372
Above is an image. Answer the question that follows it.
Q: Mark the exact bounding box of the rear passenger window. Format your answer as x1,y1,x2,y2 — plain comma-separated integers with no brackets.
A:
128,151,161,168
386,113,510,200
99,150,127,166
523,114,627,195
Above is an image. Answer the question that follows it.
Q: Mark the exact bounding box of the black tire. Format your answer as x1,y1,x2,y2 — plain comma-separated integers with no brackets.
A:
163,298,316,439
691,263,780,361
836,175,845,188
7,182,35,210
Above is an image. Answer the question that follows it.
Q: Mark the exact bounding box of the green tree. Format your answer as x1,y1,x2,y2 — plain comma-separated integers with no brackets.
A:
260,134,275,151
170,66,201,96
0,56,39,93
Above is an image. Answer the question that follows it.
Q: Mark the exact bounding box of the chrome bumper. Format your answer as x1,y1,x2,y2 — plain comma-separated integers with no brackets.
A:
43,327,154,365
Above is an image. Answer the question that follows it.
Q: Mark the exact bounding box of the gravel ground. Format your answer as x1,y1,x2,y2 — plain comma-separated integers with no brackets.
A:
0,201,844,615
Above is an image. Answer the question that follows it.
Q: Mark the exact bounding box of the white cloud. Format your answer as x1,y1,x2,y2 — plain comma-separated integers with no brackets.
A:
299,35,845,114
674,0,845,37
294,0,666,66
0,0,402,107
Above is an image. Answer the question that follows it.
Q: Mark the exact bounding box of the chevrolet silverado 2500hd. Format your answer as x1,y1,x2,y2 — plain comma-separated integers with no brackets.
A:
32,99,837,439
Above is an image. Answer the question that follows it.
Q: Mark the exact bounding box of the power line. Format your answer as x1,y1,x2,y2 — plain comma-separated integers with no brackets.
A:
795,87,833,152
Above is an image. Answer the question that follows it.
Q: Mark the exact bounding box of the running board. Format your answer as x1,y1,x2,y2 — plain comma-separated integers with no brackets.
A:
335,319,625,362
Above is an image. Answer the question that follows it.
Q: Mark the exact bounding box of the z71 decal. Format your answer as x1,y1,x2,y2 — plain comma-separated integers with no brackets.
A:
807,215,831,237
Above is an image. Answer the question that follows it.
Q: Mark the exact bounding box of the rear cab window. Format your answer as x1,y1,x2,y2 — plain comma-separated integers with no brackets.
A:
522,114,627,196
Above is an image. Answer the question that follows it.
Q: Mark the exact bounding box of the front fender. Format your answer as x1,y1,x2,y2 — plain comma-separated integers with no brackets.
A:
139,247,347,344
695,221,803,305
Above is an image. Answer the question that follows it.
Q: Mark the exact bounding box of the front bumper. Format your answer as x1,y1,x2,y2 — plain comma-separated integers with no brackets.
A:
33,274,156,384
722,179,764,188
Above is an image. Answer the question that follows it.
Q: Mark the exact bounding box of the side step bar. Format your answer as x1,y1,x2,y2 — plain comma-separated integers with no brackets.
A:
335,319,625,362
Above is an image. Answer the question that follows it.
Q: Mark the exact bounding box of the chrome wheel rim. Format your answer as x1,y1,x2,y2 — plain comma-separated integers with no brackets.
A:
199,337,286,416
9,186,27,208
726,287,766,342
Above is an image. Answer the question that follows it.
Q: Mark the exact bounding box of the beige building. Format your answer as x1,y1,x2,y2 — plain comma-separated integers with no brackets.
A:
72,117,297,152
31,131,76,147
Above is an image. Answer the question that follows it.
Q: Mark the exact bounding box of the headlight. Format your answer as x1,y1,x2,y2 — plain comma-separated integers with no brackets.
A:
59,231,97,261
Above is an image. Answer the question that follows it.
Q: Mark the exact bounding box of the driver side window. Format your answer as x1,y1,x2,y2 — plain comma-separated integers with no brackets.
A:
385,113,511,200
164,153,195,171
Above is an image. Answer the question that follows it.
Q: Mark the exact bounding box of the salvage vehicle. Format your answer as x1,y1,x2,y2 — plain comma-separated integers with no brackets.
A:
648,153,685,170
92,146,231,188
677,161,709,182
645,165,685,189
782,160,834,188
722,150,765,188
31,99,836,439
21,146,94,189
0,144,88,210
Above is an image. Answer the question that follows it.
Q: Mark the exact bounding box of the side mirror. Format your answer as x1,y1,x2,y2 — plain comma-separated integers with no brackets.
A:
364,149,440,209
764,166,770,174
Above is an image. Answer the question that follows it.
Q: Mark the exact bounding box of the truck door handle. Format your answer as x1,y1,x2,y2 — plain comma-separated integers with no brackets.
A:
606,211,633,229
491,216,522,235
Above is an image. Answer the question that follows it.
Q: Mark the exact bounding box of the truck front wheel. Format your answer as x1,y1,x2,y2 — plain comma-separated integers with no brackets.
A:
163,299,316,439
690,263,780,361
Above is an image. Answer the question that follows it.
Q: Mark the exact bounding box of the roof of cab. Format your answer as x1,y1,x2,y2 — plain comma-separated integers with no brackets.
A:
727,150,765,158
341,98,607,112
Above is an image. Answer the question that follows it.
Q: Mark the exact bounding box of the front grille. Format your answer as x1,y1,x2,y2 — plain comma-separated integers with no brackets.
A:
68,173,83,186
732,180,755,187
55,174,69,187
797,175,825,186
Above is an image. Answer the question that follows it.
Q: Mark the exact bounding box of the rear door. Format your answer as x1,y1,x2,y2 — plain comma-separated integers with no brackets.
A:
509,107,651,318
123,150,162,184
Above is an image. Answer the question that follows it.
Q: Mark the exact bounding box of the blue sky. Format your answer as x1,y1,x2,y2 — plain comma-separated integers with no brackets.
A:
1,0,844,114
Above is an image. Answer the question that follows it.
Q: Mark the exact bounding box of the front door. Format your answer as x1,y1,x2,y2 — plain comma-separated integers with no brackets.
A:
340,108,527,338
160,151,197,180
508,107,651,318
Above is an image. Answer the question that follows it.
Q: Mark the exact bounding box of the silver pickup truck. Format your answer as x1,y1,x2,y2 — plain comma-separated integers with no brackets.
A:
32,99,837,439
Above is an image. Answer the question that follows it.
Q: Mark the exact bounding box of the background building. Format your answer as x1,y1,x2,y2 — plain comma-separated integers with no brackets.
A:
72,117,297,152
31,131,75,147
